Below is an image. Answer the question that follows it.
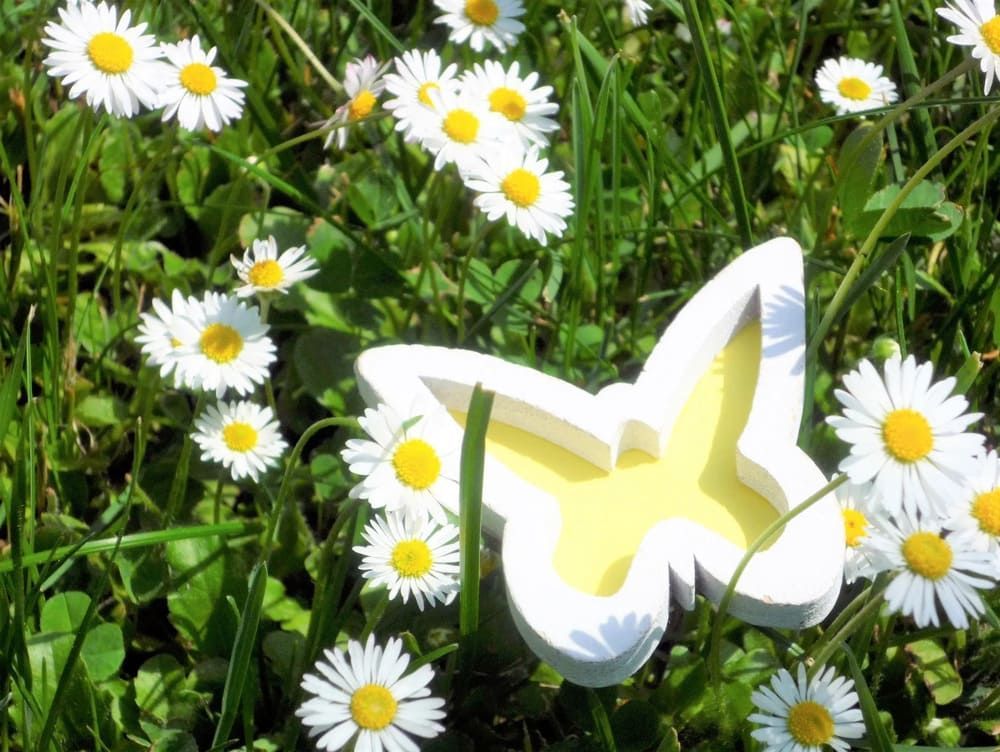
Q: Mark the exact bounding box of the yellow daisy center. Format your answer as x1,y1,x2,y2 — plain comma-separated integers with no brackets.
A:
87,32,133,74
391,539,434,578
199,323,244,364
972,488,1000,537
248,259,285,288
349,90,377,120
881,408,933,463
836,76,872,101
489,87,527,121
843,508,869,548
465,0,499,25
180,62,218,95
350,684,397,730
902,531,953,580
501,168,541,207
222,422,258,453
392,438,441,490
786,700,834,746
442,109,479,144
981,16,1000,55
417,81,439,106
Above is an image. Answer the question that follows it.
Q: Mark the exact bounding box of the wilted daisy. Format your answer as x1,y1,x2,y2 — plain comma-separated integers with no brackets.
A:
866,513,997,628
945,450,1000,562
433,0,525,52
835,479,880,584
937,0,1000,94
324,55,389,150
461,61,559,148
383,49,460,143
135,289,199,383
815,57,899,115
231,235,318,297
170,292,276,398
158,35,247,132
193,401,287,482
297,634,446,752
418,88,504,172
464,146,575,246
826,356,984,519
354,512,460,611
749,664,864,752
341,403,459,525
624,0,652,26
41,0,161,117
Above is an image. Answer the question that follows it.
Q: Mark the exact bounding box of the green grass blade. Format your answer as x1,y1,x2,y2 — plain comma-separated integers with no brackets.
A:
0,305,31,447
889,0,937,165
458,384,494,678
586,688,617,752
344,0,404,53
840,643,894,752
212,562,268,748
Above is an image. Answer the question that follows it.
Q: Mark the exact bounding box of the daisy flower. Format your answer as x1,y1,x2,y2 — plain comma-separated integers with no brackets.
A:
815,57,899,115
433,0,525,53
826,355,984,519
135,289,199,383
41,0,161,117
937,0,1000,94
324,55,389,150
624,0,652,26
171,292,276,398
461,60,559,148
341,403,459,525
865,513,997,628
383,49,460,143
945,450,1000,562
835,478,880,584
354,512,460,611
158,35,247,132
418,88,505,172
297,634,446,752
749,664,865,752
463,146,575,246
193,400,287,482
231,235,318,297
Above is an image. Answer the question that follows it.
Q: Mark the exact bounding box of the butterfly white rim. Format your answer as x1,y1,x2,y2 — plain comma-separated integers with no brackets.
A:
353,237,843,687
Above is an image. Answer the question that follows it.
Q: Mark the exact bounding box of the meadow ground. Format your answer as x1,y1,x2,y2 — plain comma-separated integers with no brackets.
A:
3,0,1000,750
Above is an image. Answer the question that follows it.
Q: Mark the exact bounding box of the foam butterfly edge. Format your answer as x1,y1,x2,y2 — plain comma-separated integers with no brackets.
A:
354,236,844,687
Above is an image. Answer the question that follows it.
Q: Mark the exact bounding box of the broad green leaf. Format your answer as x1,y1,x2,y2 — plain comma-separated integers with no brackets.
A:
905,638,963,705
81,622,125,682
611,700,661,752
850,181,963,240
237,205,311,251
75,393,129,428
134,654,194,725
837,124,884,228
40,591,91,633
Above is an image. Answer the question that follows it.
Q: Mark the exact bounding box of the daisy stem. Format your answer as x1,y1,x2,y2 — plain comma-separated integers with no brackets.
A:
164,393,207,523
808,100,1000,359
808,579,888,674
708,474,847,689
360,589,390,641
252,0,343,95
261,415,358,560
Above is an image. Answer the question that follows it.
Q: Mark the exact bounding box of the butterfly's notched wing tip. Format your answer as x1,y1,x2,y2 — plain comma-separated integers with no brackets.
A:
352,236,844,688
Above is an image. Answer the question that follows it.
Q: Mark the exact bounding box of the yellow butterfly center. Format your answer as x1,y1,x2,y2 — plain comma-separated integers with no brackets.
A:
391,539,434,578
972,488,1000,536
842,508,868,548
489,87,527,121
786,701,834,746
837,76,872,101
222,421,258,452
392,438,441,490
981,16,1000,54
248,259,285,288
501,168,541,208
199,323,244,364
180,62,218,95
350,684,397,730
881,408,933,463
349,90,377,120
87,32,133,74
442,109,479,144
902,531,953,580
417,81,440,106
465,0,499,25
